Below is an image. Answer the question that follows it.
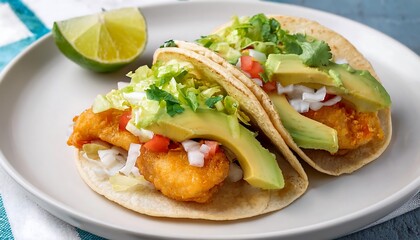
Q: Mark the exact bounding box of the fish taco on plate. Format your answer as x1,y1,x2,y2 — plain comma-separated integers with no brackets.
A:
67,46,308,220
174,14,392,175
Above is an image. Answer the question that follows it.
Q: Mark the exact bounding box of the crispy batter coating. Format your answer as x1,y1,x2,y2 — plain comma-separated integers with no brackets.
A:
67,108,140,151
137,146,230,203
303,103,384,151
68,108,230,203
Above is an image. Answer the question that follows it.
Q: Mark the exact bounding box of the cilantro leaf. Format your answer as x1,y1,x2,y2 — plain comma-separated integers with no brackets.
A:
298,40,332,67
205,96,223,108
160,39,177,48
146,85,184,116
248,14,280,44
166,102,185,116
146,84,178,103
279,32,303,55
279,30,332,67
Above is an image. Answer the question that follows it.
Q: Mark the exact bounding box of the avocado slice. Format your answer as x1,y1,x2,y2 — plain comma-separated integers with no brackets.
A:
265,54,391,112
269,93,339,154
324,63,391,112
266,54,343,89
145,108,284,190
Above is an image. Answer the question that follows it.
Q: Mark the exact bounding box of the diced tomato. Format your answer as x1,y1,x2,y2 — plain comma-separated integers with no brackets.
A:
204,140,219,159
248,61,264,79
240,55,254,72
119,111,131,131
322,93,336,102
240,55,264,79
262,81,277,92
143,134,170,152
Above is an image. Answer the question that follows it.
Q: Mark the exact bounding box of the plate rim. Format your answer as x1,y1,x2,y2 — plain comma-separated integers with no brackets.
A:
0,1,419,239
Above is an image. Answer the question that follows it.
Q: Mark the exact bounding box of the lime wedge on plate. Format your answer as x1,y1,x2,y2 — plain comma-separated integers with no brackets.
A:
52,7,147,72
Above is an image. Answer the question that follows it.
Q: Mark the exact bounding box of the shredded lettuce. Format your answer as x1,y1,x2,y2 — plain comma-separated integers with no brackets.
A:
181,88,199,111
92,59,251,130
109,174,152,191
82,142,110,160
223,96,239,115
197,13,333,68
92,90,129,113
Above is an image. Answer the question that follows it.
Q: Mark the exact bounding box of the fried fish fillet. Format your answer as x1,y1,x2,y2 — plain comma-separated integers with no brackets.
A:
303,103,384,151
68,108,230,203
137,146,230,203
67,108,140,151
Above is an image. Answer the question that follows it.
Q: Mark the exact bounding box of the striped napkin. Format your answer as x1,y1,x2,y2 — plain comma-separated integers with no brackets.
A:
0,0,418,239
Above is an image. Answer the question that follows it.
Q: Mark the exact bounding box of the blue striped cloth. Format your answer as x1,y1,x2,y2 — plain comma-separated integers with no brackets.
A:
0,0,48,70
0,196,13,240
0,0,418,239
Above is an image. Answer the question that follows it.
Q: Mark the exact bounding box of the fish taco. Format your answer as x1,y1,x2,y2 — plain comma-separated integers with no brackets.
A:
174,14,392,175
67,46,308,220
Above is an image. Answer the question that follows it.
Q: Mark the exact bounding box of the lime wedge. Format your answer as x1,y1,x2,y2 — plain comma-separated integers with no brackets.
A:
52,7,147,72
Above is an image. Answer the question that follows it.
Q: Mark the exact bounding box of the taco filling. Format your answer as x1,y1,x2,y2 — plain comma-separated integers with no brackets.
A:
68,59,286,204
195,14,391,157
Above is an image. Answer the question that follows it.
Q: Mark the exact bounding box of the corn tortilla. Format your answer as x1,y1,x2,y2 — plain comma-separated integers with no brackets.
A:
74,46,309,220
175,15,392,175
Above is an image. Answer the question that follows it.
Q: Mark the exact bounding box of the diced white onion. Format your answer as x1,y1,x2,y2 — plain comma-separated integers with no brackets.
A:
253,78,263,87
323,95,342,106
249,49,267,63
126,122,154,142
119,143,141,176
182,140,200,152
117,82,129,90
199,144,211,155
88,143,143,178
284,84,342,112
276,82,294,94
302,87,327,102
309,102,324,111
97,148,126,176
228,162,243,182
187,151,205,167
289,99,310,113
335,58,348,64
286,85,313,99
293,85,315,94
308,95,342,111
182,140,214,167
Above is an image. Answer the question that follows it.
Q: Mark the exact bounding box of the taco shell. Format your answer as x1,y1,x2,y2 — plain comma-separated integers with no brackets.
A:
175,15,392,175
72,46,309,220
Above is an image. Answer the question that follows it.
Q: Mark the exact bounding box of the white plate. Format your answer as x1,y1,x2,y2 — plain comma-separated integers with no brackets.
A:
0,1,419,239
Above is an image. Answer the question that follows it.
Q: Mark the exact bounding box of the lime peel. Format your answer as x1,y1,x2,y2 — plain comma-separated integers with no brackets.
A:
52,7,147,73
